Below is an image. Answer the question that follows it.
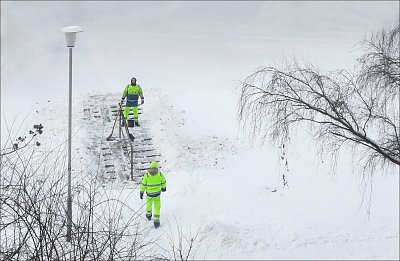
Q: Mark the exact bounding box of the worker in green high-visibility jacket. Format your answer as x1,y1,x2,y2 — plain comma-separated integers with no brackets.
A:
121,77,144,126
140,161,166,228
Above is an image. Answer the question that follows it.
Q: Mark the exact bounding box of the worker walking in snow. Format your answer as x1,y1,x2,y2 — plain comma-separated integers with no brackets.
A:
140,161,166,228
121,77,144,126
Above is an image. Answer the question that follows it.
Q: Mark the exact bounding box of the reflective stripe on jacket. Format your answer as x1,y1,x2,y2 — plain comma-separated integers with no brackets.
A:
140,172,166,197
122,84,143,107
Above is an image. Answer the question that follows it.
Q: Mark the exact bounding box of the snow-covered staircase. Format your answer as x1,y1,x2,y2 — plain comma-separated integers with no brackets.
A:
81,93,161,184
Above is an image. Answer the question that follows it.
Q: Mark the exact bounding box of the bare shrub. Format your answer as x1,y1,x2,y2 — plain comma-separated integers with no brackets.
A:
1,129,157,260
1,118,200,260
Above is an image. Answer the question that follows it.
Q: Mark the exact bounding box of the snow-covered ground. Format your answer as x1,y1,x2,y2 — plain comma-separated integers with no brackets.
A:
17,86,397,259
1,1,399,260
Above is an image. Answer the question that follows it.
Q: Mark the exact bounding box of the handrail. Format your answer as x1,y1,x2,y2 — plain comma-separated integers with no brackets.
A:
117,104,134,181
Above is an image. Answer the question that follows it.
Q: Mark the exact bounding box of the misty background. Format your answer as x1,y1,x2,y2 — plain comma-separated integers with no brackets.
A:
1,1,399,136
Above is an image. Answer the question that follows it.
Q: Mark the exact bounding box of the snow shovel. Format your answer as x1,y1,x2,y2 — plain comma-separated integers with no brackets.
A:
126,125,135,142
106,105,120,141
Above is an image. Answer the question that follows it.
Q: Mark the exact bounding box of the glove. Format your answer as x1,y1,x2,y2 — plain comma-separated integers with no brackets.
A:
120,98,125,104
141,97,144,105
140,192,144,199
161,188,166,192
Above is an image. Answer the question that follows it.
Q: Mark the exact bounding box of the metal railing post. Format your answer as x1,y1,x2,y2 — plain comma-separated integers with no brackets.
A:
130,143,133,181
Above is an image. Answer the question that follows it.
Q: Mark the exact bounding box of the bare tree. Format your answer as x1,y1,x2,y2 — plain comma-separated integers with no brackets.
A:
1,120,200,260
0,127,158,260
0,156,190,260
238,25,400,181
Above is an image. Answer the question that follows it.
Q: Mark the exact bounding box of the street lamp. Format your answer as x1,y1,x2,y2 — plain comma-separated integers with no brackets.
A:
61,25,83,242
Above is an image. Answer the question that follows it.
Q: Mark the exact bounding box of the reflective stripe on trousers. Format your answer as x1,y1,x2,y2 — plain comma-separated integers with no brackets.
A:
146,195,161,221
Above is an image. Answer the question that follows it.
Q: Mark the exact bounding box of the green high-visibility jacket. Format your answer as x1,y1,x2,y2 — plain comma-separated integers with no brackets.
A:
122,84,143,107
140,172,166,197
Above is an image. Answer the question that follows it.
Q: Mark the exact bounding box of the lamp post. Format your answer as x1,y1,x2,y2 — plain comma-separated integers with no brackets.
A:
61,25,83,242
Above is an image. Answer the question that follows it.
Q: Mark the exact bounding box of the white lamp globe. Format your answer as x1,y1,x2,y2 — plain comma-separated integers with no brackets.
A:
61,26,83,47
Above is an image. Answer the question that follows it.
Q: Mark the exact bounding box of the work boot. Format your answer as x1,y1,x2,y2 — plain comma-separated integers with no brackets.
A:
154,221,160,228
146,214,152,221
135,121,140,127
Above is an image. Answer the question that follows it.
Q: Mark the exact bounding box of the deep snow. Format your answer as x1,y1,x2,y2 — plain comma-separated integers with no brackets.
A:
15,86,397,259
1,1,399,259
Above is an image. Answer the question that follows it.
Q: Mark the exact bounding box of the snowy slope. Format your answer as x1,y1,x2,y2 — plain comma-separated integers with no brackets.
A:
24,86,399,260
2,1,399,260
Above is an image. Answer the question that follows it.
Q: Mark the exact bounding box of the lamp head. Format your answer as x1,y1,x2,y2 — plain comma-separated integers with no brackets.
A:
61,26,83,47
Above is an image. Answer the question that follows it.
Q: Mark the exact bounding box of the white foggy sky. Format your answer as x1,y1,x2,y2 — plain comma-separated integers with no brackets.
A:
1,1,399,118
